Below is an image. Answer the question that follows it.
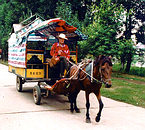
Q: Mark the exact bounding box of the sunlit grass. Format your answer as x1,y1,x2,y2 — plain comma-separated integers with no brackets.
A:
101,76,145,108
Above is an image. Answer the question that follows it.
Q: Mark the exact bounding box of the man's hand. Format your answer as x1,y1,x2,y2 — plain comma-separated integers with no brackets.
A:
66,57,69,61
58,50,62,55
55,57,60,61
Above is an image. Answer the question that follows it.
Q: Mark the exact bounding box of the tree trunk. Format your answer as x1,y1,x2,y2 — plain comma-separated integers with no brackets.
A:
120,56,125,70
125,54,132,72
125,7,132,73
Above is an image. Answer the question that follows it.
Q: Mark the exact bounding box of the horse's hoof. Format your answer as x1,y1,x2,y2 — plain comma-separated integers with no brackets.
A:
75,108,81,113
70,109,74,113
95,116,100,122
86,118,91,123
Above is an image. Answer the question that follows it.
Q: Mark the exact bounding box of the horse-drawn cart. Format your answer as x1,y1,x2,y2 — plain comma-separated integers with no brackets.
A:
8,15,113,123
8,15,87,105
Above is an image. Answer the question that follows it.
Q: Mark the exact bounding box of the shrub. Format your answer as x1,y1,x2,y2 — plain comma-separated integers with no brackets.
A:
113,63,145,77
129,66,145,77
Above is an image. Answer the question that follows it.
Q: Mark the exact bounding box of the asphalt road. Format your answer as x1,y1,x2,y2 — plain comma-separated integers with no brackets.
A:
0,63,145,130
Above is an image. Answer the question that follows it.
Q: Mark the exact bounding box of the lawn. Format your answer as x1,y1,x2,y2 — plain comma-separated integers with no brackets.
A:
101,72,145,108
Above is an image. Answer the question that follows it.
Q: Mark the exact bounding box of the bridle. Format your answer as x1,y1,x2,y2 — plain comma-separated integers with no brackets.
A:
98,62,112,85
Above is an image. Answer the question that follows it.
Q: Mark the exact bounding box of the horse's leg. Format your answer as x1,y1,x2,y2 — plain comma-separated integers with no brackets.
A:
68,94,74,113
85,91,91,123
74,91,80,113
68,91,80,113
95,91,104,122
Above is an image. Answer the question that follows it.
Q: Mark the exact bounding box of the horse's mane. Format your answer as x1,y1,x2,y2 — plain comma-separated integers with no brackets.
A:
94,55,112,66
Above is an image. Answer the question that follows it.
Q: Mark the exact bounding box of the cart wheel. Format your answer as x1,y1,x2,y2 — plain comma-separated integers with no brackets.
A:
33,85,41,105
16,76,23,92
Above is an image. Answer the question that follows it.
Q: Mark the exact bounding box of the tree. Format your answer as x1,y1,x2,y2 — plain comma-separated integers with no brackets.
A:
136,24,145,45
0,0,27,60
118,39,136,70
1,0,143,67
78,0,124,59
12,0,94,20
55,1,84,30
113,0,145,72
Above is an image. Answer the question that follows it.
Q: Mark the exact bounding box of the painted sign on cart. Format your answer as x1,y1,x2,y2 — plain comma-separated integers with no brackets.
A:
8,35,26,68
8,18,44,68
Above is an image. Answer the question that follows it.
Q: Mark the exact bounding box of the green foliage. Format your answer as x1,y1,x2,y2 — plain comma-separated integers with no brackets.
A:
0,1,25,60
136,24,145,44
133,47,145,67
0,0,144,74
55,1,82,30
79,0,124,59
55,1,91,31
129,66,145,77
112,0,145,72
118,39,136,60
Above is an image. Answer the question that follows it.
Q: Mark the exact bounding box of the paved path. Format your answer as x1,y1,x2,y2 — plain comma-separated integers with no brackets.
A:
0,63,145,130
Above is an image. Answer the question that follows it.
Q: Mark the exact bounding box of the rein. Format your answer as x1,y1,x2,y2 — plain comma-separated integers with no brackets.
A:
68,60,105,84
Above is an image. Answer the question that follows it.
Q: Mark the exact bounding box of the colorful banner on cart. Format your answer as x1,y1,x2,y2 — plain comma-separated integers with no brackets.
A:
8,37,26,68
16,18,43,44
8,32,47,68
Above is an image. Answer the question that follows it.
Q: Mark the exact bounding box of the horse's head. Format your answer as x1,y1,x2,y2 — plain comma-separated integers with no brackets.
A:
94,55,113,88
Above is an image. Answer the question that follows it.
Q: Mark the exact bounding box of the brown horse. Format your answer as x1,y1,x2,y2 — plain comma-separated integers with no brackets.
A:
68,55,113,123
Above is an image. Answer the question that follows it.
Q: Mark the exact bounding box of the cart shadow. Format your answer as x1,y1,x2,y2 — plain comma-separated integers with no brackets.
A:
21,87,70,110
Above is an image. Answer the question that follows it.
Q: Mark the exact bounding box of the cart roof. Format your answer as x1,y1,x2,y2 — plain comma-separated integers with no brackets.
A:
8,16,87,68
14,18,87,45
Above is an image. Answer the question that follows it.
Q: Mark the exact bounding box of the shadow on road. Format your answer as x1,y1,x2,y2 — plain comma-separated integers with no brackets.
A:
18,86,70,111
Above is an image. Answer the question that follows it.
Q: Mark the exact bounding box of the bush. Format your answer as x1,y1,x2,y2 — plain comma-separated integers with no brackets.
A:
112,63,122,72
113,63,145,77
129,66,145,77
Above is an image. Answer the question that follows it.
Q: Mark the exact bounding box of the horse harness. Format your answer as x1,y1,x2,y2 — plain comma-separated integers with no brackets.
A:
68,59,108,85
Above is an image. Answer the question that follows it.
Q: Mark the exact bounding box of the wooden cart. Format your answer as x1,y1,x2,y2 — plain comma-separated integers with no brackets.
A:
8,15,87,104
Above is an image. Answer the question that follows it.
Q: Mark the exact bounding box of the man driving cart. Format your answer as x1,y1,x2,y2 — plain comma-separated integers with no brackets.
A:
50,33,70,78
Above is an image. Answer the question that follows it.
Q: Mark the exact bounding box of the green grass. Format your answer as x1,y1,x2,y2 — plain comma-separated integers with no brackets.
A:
112,72,145,82
0,59,8,65
101,74,145,108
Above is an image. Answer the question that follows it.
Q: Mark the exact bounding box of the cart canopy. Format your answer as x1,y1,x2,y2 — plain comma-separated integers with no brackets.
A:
8,16,87,68
9,17,87,46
